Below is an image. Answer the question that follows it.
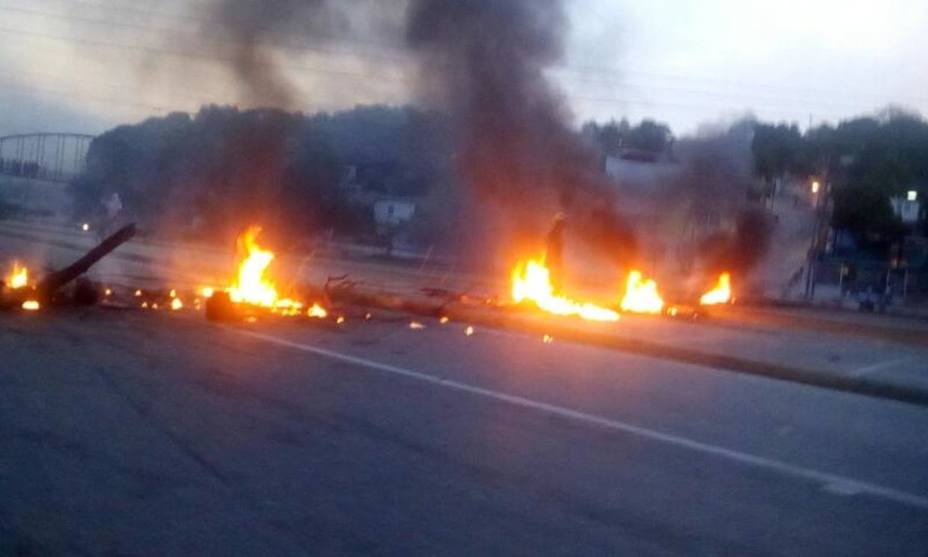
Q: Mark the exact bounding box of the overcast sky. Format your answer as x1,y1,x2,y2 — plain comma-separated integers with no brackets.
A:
0,0,925,137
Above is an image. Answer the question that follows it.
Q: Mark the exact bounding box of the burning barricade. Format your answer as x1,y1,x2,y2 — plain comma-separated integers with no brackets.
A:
1,224,137,313
508,253,732,322
511,255,619,322
203,226,328,322
2,261,40,311
700,273,733,306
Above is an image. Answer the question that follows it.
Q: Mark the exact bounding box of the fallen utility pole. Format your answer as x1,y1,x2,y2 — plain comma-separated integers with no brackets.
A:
36,224,136,298
0,223,136,309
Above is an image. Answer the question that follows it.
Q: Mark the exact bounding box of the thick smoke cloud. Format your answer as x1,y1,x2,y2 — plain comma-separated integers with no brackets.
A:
670,120,774,278
405,0,632,260
701,207,773,278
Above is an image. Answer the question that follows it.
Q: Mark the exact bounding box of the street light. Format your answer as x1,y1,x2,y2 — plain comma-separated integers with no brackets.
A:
907,190,918,202
811,180,821,194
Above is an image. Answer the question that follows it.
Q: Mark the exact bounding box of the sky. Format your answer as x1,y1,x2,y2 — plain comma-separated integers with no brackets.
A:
0,0,926,137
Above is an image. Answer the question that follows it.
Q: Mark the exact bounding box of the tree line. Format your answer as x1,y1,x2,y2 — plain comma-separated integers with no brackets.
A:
70,104,927,255
70,104,454,246
751,108,928,246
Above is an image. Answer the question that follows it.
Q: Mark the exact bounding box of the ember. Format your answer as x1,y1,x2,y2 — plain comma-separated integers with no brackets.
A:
21,300,40,311
511,256,619,322
700,273,733,305
620,271,664,315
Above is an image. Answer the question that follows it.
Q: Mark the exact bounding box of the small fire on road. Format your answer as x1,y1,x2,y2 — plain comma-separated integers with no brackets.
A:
700,273,733,306
202,226,328,320
228,226,303,312
511,256,620,322
5,262,29,290
620,270,664,315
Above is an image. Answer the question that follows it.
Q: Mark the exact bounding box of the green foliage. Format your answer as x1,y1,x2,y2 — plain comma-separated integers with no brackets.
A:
749,109,928,246
751,123,804,180
832,180,906,242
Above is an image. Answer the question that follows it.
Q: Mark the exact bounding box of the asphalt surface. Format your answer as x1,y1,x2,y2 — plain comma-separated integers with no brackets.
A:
1,309,927,556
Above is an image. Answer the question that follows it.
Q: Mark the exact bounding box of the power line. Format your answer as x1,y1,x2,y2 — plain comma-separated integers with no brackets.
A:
10,0,928,108
0,78,171,113
0,26,412,83
0,22,892,122
0,5,908,129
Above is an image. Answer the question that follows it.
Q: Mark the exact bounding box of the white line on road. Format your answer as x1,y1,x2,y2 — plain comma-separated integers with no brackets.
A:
237,329,928,511
851,356,917,378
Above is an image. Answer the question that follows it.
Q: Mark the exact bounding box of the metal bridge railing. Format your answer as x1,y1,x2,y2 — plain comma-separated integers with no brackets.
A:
0,133,95,183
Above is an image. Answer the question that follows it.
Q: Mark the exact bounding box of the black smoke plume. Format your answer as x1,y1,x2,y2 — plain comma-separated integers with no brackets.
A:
701,207,774,279
405,0,635,262
194,0,350,109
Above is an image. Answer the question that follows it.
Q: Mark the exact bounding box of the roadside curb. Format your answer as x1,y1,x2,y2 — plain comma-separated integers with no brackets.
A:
333,288,928,408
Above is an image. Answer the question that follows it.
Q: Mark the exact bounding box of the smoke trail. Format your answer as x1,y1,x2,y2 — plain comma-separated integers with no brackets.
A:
194,0,350,109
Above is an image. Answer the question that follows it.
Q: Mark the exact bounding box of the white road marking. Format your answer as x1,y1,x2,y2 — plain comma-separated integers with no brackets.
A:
237,329,928,511
851,356,917,378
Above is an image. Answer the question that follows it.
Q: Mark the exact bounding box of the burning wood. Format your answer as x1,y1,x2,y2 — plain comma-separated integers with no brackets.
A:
203,226,328,321
700,273,733,305
511,256,620,322
5,262,29,289
1,224,136,311
227,226,302,311
620,271,664,315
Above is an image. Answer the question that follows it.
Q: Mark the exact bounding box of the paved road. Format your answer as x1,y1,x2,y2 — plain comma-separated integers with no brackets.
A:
1,309,926,555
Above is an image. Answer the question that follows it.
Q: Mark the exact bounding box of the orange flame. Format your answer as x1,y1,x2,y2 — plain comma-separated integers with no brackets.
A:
307,303,328,318
700,272,732,305
620,270,664,314
227,227,303,312
21,300,40,311
511,257,619,322
5,262,29,289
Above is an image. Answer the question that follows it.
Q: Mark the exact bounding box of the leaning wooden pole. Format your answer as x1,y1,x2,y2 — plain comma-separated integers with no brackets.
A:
35,223,137,299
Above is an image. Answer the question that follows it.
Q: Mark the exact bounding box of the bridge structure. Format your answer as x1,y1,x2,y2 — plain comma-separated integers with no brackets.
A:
0,133,95,184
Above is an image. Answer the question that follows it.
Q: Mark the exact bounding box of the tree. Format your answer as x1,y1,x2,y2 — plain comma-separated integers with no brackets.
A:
626,119,672,155
751,122,805,182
